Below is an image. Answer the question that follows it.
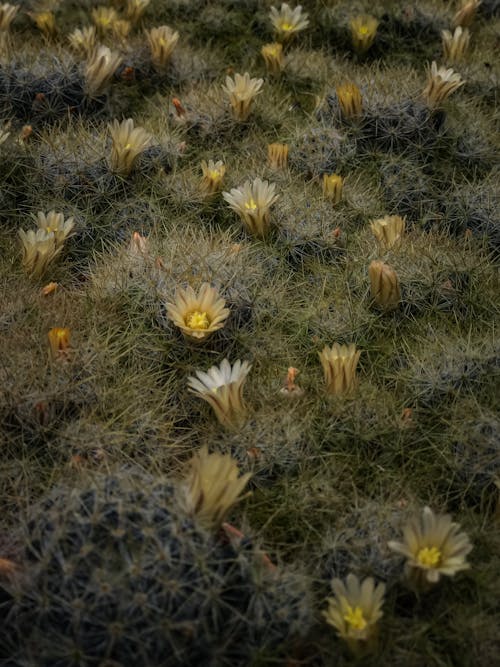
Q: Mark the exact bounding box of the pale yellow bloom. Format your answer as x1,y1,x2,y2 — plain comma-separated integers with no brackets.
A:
453,0,481,28
319,343,361,396
84,46,123,98
126,0,150,24
30,11,56,38
91,6,119,36
322,173,343,204
200,159,226,196
19,229,61,279
36,211,75,247
111,19,131,43
369,260,400,311
68,26,97,57
422,61,465,109
222,72,263,122
267,143,289,170
183,446,252,528
48,327,71,361
223,177,279,238
324,574,385,648
269,3,309,43
0,3,18,31
370,215,405,250
261,42,285,74
442,26,470,63
108,118,152,176
336,82,363,119
166,283,230,341
388,506,472,589
350,15,379,54
187,359,252,429
145,25,179,69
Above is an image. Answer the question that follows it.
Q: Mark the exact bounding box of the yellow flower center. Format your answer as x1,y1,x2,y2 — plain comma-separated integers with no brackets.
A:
417,546,441,567
358,26,369,35
186,311,210,329
343,605,367,631
245,198,257,210
281,22,294,31
124,143,132,150
209,170,221,180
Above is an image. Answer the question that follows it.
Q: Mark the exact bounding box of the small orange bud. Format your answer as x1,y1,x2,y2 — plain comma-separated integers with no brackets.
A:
41,282,58,296
20,125,33,142
0,558,17,577
172,97,186,117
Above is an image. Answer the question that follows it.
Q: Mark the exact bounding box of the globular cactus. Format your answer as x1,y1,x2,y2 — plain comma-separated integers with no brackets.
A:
289,126,356,178
4,472,312,666
379,158,443,222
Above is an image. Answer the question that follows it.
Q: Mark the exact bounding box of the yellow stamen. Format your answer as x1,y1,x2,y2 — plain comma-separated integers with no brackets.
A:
186,311,210,329
245,198,257,210
343,604,367,631
417,546,441,567
281,22,294,31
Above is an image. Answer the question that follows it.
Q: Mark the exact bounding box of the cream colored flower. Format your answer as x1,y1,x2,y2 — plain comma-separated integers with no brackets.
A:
369,260,400,311
422,61,465,108
0,3,18,31
84,46,123,98
222,72,263,122
182,446,252,528
453,0,481,28
126,0,150,24
91,6,119,36
111,19,131,43
108,118,152,176
187,359,252,429
68,26,97,57
269,3,309,43
36,211,75,247
324,574,385,648
370,215,405,250
145,25,179,69
442,26,470,63
222,177,279,238
19,229,61,279
261,42,285,74
319,343,361,396
267,143,288,169
30,11,56,38
322,173,343,204
166,283,230,341
336,82,363,119
388,506,472,589
350,15,379,54
200,159,226,196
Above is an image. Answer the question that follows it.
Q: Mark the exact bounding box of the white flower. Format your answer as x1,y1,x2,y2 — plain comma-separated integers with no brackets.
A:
222,177,279,238
36,211,75,247
108,118,152,176
222,72,263,121
166,283,230,341
269,3,309,42
84,46,123,98
145,25,179,69
422,61,465,108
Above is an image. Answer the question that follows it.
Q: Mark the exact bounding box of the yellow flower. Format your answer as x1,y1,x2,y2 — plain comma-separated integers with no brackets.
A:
84,46,123,98
30,11,56,38
0,3,18,31
370,215,405,250
145,25,179,69
322,173,343,204
18,229,61,279
223,177,279,238
350,15,379,54
187,359,252,429
182,446,252,528
453,0,481,28
369,260,401,311
442,26,470,63
319,343,361,396
222,72,263,122
166,283,230,341
261,42,285,74
324,573,385,649
422,61,465,109
388,506,472,589
336,82,363,119
269,3,309,43
126,0,150,24
48,327,71,361
108,118,152,176
68,26,97,57
267,143,289,170
36,211,75,247
91,6,119,36
200,159,226,196
111,19,131,43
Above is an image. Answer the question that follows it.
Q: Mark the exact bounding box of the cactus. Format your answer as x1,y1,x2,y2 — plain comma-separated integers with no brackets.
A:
4,472,312,666
289,126,356,178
